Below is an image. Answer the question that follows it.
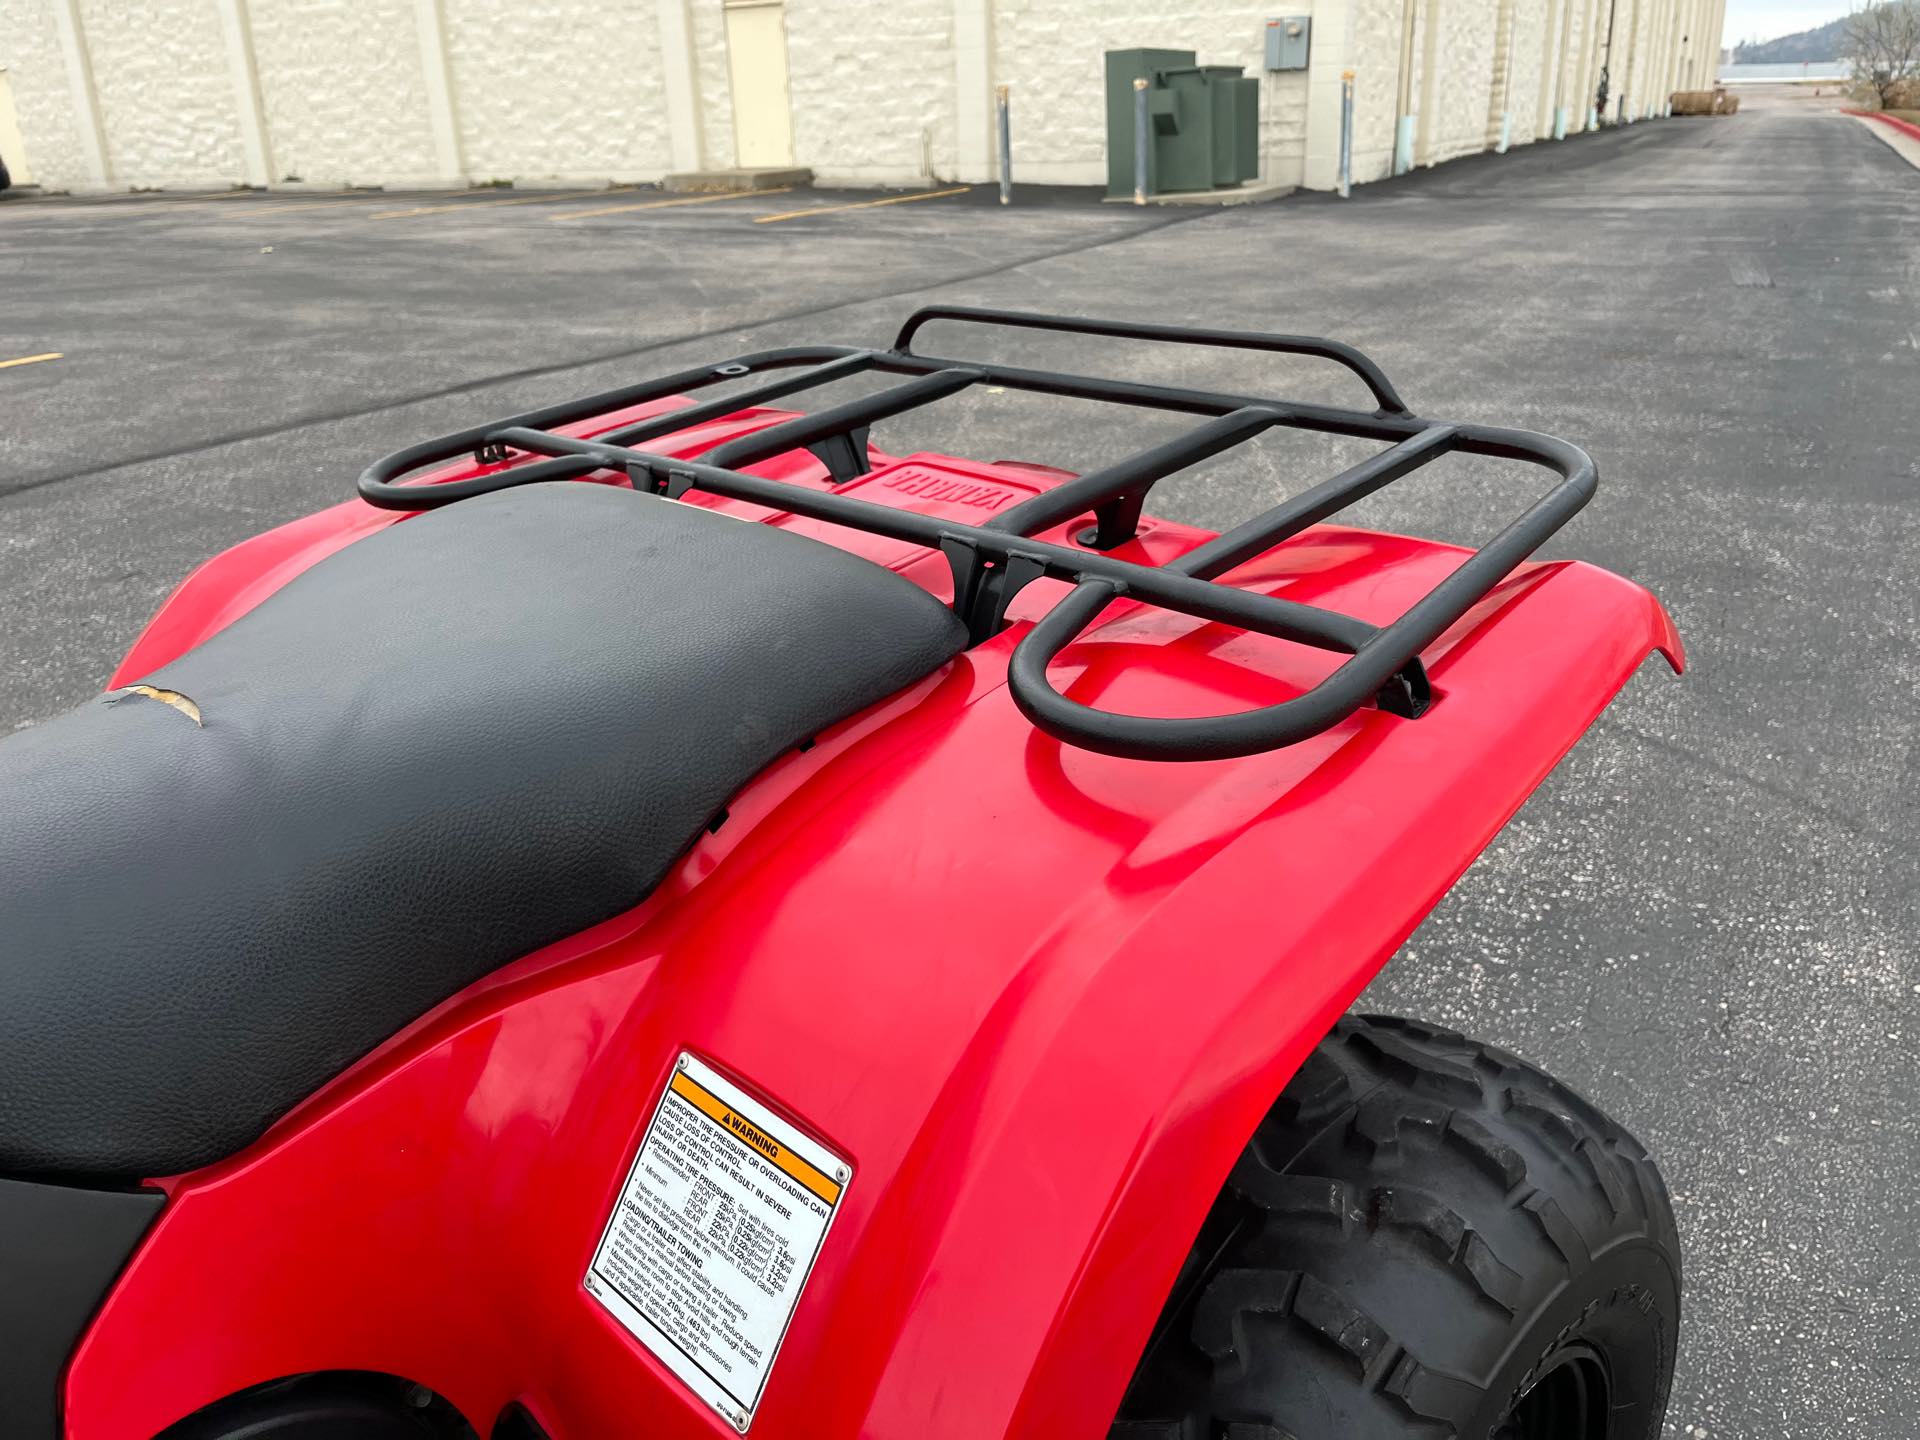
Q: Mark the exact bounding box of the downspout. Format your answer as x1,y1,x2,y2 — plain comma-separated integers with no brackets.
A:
1595,0,1620,124
1579,0,1607,127
1394,0,1418,173
1497,52,1516,152
1648,0,1670,116
1552,0,1574,138
1536,0,1564,137
1618,0,1644,119
1495,0,1518,152
1570,0,1601,131
1413,0,1443,165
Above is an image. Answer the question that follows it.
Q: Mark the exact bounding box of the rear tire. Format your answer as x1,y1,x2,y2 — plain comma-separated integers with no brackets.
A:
1109,1014,1681,1440
159,1372,475,1438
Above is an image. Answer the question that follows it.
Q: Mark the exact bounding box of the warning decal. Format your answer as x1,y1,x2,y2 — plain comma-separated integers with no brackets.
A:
585,1052,849,1431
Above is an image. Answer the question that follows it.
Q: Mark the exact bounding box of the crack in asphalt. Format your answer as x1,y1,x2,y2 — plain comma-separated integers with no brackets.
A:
1593,713,1910,854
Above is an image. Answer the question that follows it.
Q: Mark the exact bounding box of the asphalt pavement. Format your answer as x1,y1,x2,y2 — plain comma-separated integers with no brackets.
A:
3,84,1916,1439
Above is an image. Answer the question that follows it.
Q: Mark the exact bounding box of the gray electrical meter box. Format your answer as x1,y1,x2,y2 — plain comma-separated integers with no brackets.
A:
1265,17,1310,70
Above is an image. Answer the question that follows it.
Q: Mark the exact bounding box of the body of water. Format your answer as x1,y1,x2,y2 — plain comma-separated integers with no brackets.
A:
1719,61,1849,82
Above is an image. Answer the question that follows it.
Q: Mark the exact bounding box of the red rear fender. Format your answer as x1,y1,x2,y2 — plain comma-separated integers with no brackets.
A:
70,450,1679,1440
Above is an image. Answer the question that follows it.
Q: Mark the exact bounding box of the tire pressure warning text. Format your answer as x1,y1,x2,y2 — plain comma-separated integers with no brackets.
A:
585,1052,848,1431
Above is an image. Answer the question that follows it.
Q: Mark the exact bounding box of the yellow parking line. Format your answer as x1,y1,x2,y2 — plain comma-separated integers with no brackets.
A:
0,352,62,370
372,187,638,221
755,186,972,224
551,187,793,222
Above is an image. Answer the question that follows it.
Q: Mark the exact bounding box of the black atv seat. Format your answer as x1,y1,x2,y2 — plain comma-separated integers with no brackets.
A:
0,485,967,1181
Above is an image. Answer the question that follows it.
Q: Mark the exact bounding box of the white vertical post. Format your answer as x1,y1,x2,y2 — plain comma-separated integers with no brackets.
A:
1133,77,1149,204
1303,0,1358,190
953,0,993,183
50,0,110,187
412,0,464,183
996,85,1011,203
214,0,272,187
1337,70,1354,197
657,0,704,172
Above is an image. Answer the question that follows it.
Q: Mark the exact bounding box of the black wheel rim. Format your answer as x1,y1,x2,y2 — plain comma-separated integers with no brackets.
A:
1498,1341,1612,1440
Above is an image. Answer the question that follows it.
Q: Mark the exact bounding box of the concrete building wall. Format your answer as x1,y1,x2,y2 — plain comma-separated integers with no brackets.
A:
78,0,247,185
1343,0,1410,182
247,0,438,184
1553,0,1589,131
2,9,90,186
0,68,37,182
441,0,669,182
787,0,954,184
1,0,1722,195
1499,0,1547,146
1421,0,1503,164
689,0,735,169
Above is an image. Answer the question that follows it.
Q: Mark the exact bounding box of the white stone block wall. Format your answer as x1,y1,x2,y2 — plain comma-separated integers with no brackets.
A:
246,0,437,185
77,0,246,185
1623,0,1659,117
1263,69,1311,185
1340,0,1410,183
441,0,669,182
1421,0,1501,164
1481,0,1512,148
785,0,954,183
690,0,735,169
0,0,1722,195
3,2,91,185
1502,0,1549,145
1551,0,1586,128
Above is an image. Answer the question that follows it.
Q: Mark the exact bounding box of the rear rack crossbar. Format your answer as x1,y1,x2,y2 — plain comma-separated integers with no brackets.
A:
358,307,1597,760
992,405,1287,550
707,367,984,481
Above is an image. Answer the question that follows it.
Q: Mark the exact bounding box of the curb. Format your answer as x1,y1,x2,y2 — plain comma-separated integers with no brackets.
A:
1844,108,1920,142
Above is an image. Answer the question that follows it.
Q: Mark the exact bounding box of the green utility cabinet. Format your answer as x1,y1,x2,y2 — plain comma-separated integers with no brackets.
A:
1104,48,1259,198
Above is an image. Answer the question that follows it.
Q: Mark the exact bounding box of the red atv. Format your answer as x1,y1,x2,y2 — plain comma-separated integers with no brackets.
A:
0,308,1684,1440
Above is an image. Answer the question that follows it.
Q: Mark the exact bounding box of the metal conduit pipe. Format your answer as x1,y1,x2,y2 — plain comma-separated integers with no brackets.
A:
1393,0,1418,174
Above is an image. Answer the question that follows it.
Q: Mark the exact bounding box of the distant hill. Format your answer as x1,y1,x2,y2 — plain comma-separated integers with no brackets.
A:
1732,15,1847,63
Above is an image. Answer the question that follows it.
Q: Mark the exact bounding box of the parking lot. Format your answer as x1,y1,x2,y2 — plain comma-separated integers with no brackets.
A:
4,90,1917,1439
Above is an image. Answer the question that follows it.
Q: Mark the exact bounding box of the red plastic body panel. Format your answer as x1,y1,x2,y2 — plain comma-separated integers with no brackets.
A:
72,402,1681,1440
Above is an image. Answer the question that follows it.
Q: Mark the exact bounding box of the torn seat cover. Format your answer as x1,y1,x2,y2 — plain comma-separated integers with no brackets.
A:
0,484,967,1181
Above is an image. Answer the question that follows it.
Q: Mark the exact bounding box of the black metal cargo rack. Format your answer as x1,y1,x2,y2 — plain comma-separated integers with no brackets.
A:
359,307,1597,761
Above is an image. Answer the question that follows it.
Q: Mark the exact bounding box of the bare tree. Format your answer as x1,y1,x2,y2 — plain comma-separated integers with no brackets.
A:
1845,0,1920,107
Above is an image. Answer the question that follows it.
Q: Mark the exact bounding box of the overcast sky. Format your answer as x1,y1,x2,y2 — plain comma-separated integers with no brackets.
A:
1720,0,1854,44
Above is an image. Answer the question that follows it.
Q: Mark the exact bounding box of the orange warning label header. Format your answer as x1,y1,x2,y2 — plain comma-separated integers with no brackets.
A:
669,1070,843,1205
